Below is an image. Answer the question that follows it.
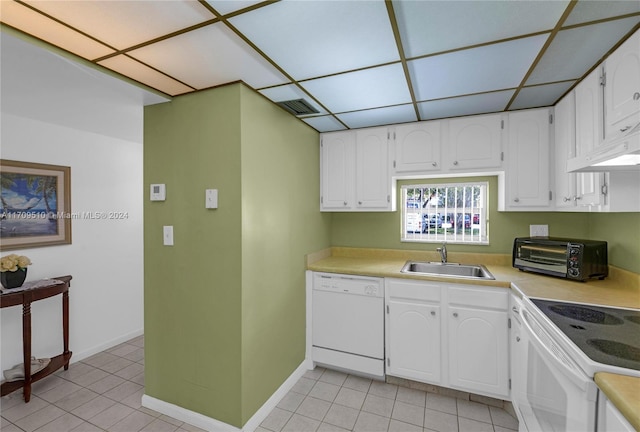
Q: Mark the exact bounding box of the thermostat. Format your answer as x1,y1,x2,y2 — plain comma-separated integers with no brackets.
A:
150,184,166,201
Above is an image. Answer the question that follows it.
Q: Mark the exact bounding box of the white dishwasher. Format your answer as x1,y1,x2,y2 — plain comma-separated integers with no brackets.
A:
312,273,384,379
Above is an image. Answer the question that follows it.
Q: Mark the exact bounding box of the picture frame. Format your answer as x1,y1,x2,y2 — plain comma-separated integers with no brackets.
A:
0,159,71,250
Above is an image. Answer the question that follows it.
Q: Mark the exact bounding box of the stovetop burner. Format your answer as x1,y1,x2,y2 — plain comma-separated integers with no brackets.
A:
531,299,640,371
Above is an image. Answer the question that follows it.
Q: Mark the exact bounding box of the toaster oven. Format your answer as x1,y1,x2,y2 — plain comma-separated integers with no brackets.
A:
513,237,608,281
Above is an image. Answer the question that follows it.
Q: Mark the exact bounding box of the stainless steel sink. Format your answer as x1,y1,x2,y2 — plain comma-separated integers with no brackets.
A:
400,261,495,280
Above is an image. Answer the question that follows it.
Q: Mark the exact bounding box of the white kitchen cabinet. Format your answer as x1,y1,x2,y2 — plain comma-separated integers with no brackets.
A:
320,131,355,210
386,279,441,384
320,128,393,212
446,113,503,171
505,108,552,209
576,66,605,156
356,127,392,210
597,390,635,432
604,29,640,142
385,279,509,400
447,285,509,399
392,121,441,174
555,91,606,209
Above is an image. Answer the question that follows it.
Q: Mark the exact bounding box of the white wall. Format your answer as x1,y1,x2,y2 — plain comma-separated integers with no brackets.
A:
0,32,165,371
1,114,144,370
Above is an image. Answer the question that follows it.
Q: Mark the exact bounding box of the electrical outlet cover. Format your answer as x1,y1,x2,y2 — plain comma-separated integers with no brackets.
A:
530,224,549,237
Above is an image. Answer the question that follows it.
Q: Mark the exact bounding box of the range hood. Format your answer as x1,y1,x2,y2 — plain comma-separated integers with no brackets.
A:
567,122,640,172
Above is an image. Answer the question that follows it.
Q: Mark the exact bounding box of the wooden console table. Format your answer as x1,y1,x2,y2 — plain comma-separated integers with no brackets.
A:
1,275,72,402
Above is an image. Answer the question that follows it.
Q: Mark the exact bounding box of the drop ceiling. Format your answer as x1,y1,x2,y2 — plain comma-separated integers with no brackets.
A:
2,0,639,132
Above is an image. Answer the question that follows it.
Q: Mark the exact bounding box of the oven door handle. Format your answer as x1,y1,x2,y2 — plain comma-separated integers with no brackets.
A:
521,309,590,391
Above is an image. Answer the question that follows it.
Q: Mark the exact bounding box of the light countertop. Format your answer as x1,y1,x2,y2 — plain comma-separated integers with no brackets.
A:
306,247,640,428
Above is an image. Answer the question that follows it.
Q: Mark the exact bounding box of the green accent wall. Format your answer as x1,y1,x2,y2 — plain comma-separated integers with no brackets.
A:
331,176,640,273
144,84,330,427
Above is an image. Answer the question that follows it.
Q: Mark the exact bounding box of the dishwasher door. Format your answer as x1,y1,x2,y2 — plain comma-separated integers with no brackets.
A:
312,274,384,360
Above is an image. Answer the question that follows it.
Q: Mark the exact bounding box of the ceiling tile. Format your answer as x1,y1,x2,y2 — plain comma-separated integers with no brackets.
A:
228,0,399,80
510,81,576,110
527,17,640,85
205,1,264,16
395,0,569,58
300,63,411,113
418,91,515,120
259,84,327,115
0,1,115,60
409,35,548,101
98,55,193,96
303,116,346,133
128,23,288,90
22,0,214,50
564,1,640,26
337,105,417,129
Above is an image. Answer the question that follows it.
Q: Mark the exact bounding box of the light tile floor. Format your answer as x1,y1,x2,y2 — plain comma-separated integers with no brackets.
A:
2,336,519,432
1,336,205,432
258,367,519,432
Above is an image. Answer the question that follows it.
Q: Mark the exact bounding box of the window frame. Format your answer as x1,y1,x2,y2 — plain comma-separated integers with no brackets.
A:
400,181,489,245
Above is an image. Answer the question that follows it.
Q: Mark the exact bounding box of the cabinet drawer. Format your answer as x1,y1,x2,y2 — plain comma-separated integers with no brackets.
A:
387,279,440,302
447,285,508,310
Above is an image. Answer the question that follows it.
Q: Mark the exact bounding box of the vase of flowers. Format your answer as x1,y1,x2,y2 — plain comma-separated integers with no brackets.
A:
0,254,32,289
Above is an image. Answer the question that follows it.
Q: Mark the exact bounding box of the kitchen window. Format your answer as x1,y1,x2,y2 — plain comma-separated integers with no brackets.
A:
401,182,488,244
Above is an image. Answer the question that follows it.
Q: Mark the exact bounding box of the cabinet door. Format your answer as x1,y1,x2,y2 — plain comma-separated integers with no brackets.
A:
356,127,391,210
554,92,577,208
320,131,355,210
448,306,509,398
447,114,502,170
575,66,604,156
598,391,636,432
506,109,551,208
576,172,605,207
394,121,441,173
387,300,441,384
604,29,640,141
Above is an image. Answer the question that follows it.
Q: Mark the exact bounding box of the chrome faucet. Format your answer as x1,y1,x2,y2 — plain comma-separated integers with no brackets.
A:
436,243,447,263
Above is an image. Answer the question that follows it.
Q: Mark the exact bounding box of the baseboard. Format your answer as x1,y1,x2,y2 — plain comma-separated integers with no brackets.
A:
241,360,311,431
141,359,312,432
142,395,239,432
71,328,144,363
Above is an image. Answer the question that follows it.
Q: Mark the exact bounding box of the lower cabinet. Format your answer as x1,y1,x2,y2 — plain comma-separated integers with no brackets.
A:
385,278,510,400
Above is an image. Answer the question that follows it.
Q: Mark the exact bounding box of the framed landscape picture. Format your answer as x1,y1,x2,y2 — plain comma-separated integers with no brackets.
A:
0,160,71,250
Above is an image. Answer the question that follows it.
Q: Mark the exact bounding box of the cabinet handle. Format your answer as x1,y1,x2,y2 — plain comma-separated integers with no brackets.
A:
432,162,437,167
573,196,583,201
343,201,347,206
563,197,571,202
634,92,640,101
516,336,521,342
512,306,519,315
514,198,520,203
620,125,632,132
430,311,436,316
358,201,362,205
453,312,458,318
453,161,459,166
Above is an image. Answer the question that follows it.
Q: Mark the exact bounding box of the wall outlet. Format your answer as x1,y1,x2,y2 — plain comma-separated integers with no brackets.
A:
530,224,549,237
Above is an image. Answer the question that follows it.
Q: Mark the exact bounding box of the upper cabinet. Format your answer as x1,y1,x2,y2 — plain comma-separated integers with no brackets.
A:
447,114,503,171
504,108,552,209
555,90,606,210
575,67,605,155
355,128,393,210
320,128,394,212
320,131,355,211
604,29,640,142
392,121,441,173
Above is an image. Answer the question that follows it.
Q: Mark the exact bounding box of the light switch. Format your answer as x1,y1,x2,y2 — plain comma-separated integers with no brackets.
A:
206,189,218,209
163,226,174,246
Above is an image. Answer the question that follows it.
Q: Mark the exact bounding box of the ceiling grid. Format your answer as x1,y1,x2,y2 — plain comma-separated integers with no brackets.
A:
1,0,638,132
